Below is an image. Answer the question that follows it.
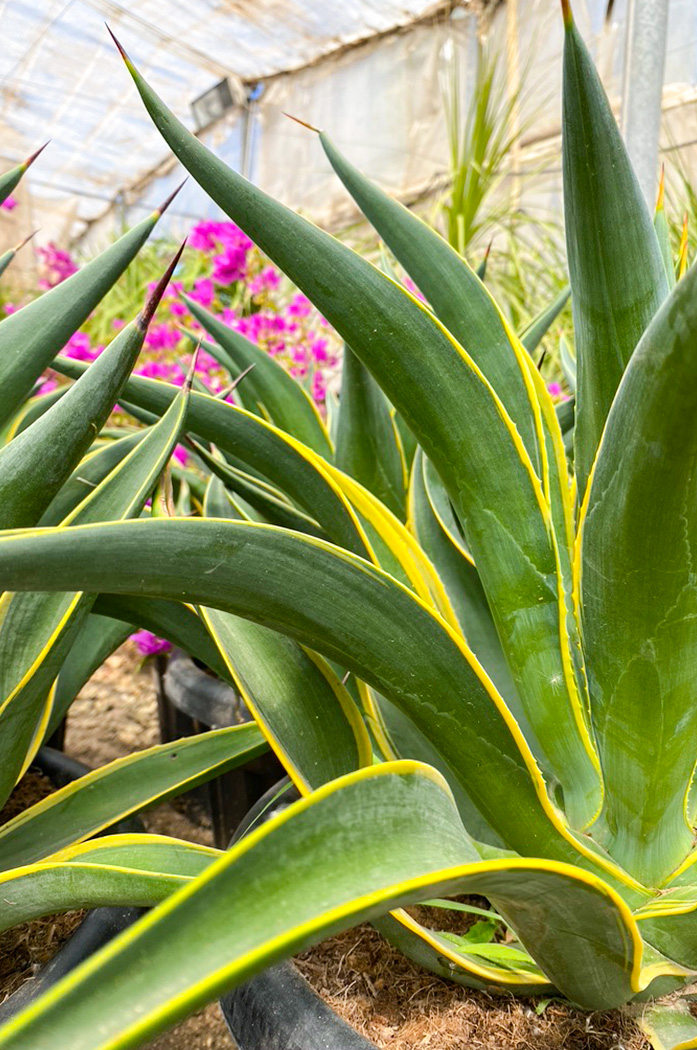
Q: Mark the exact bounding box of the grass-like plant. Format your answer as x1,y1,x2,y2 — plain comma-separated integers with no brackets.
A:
0,3,696,1048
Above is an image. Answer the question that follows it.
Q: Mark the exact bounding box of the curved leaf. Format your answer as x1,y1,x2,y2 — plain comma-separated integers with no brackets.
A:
182,294,332,457
201,607,372,792
0,315,149,530
562,11,668,495
580,260,697,885
0,373,194,798
0,835,219,932
334,344,406,518
0,207,165,430
112,54,599,827
52,361,370,557
0,515,628,880
0,763,649,1050
0,725,265,870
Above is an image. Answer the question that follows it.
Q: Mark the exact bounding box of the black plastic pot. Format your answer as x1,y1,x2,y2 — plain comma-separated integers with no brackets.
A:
220,779,379,1050
0,748,145,1021
158,650,284,847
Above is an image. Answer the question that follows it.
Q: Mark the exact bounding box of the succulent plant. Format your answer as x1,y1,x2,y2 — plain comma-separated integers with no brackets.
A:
0,4,696,1049
0,198,267,966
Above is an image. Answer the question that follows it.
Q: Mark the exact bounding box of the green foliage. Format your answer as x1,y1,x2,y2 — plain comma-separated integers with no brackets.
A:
1,6,697,1050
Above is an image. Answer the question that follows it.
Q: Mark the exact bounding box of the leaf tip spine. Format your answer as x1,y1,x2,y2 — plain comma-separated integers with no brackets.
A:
138,238,187,332
14,228,39,252
561,0,573,27
184,339,201,390
154,177,188,219
283,112,321,134
105,23,137,75
23,141,50,170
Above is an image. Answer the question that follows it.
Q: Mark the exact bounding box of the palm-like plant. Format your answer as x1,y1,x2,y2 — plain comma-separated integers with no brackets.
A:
0,4,696,1048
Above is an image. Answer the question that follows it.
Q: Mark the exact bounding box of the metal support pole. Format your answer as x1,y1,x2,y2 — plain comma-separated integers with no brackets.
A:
620,0,669,207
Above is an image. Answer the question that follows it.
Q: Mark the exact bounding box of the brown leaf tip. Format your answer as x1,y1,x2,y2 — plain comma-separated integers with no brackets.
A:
139,239,187,331
14,228,39,252
105,24,136,73
283,112,321,134
23,141,50,171
561,0,573,27
155,178,188,218
183,340,202,390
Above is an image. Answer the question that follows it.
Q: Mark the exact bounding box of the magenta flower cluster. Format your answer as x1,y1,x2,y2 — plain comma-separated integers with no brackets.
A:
36,243,78,289
24,218,342,420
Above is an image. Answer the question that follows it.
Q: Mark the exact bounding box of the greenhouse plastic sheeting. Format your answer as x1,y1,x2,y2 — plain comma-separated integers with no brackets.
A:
0,0,450,239
1,0,697,250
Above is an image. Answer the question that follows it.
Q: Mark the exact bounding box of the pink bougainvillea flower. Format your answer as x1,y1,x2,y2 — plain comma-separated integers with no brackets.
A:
311,371,327,403
37,378,58,396
547,382,563,398
62,331,95,362
36,242,78,288
188,277,214,307
287,293,311,318
3,302,17,315
1,196,17,211
131,630,171,656
173,444,189,465
112,318,126,329
310,337,328,363
144,323,180,351
403,276,427,303
212,245,248,285
169,300,188,318
249,266,282,296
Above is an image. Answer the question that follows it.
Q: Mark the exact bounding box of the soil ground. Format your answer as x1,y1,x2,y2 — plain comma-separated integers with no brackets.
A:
2,644,654,1049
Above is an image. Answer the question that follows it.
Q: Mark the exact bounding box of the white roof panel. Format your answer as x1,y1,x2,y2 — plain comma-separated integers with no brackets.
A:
0,0,450,230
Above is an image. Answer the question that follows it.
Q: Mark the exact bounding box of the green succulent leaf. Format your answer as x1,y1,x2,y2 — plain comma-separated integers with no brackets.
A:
0,371,193,800
201,608,372,792
0,725,265,871
91,595,231,682
111,54,599,827
562,12,668,496
0,314,151,530
0,763,650,1050
47,614,132,737
0,835,220,932
335,344,407,519
52,362,370,557
408,449,518,708
318,131,541,471
0,145,47,206
182,295,332,457
639,999,697,1050
519,287,571,354
38,430,146,526
0,515,623,877
580,259,697,886
187,437,326,537
0,207,166,432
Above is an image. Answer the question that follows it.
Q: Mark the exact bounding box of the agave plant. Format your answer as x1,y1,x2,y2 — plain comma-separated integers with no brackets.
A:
0,167,268,958
0,3,697,1048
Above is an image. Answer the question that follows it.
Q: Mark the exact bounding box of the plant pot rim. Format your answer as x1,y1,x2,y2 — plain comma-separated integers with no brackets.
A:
164,649,248,728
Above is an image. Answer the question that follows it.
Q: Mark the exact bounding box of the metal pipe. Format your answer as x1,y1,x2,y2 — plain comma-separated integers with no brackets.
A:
620,0,669,207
